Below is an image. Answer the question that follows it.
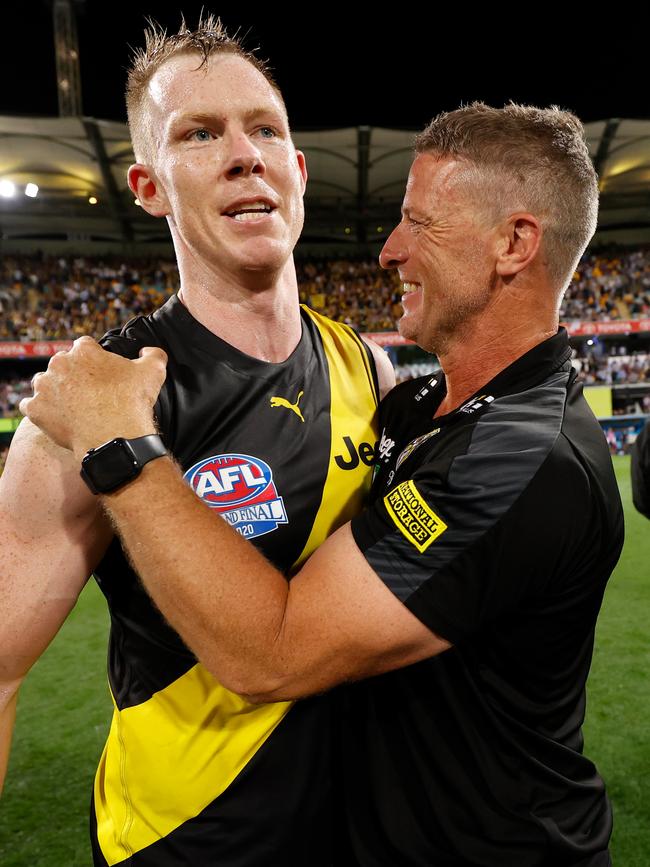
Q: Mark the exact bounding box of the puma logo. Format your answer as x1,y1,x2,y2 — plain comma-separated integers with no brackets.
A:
270,390,305,422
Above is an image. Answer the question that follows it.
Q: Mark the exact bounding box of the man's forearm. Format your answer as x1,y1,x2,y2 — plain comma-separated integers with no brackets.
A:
103,456,291,697
20,340,449,702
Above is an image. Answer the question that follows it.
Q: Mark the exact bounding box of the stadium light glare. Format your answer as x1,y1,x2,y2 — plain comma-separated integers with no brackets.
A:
377,226,383,232
344,227,351,234
0,179,16,198
587,339,594,346
25,183,39,198
88,196,98,205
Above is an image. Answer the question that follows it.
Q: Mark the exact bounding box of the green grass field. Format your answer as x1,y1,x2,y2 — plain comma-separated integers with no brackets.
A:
0,455,648,865
583,457,650,865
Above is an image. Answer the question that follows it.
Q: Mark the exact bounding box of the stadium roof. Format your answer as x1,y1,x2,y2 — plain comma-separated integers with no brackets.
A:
1,116,649,247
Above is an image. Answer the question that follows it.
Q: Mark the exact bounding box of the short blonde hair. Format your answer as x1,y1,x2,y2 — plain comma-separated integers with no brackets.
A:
126,13,283,163
415,102,599,291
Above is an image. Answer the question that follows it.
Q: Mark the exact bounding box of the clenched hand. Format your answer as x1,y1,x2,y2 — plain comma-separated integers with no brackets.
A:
20,336,168,459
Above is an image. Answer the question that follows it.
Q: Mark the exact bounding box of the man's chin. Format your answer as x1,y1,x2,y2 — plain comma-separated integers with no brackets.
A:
397,314,419,345
237,237,294,273
213,250,288,284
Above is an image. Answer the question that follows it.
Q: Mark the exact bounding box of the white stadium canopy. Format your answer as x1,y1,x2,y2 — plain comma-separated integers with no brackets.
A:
0,116,649,248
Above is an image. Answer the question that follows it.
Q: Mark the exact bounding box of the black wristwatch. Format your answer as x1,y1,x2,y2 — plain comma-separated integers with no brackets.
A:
80,434,167,494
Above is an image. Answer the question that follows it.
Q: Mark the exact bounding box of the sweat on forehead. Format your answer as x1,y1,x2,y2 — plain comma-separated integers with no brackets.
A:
125,12,285,165
131,52,288,165
149,53,284,110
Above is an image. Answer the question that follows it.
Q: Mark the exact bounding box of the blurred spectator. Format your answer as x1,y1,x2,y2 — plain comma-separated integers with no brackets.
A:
602,424,646,457
0,379,31,416
570,351,650,386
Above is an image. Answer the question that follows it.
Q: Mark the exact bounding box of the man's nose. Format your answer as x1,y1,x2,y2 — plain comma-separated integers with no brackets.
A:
223,132,266,179
379,226,408,269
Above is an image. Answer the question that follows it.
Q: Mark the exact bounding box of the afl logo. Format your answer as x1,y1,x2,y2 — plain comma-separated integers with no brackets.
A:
183,453,288,541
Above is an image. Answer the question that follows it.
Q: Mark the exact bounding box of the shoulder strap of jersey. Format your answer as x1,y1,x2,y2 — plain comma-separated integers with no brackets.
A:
99,315,172,444
301,305,380,406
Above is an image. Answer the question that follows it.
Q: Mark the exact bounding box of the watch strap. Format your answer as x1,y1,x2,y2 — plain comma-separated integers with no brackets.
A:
128,434,168,466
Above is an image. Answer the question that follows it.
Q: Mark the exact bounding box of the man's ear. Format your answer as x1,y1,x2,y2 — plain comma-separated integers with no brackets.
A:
295,150,308,195
495,213,542,278
127,164,170,218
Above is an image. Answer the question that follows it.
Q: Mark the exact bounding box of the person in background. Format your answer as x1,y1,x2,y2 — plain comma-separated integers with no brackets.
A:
631,418,650,517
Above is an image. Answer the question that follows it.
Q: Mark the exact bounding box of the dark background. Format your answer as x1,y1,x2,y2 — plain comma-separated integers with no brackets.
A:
3,1,649,129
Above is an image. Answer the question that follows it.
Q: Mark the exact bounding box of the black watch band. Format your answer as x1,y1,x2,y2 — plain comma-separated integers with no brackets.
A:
80,434,167,495
126,434,168,466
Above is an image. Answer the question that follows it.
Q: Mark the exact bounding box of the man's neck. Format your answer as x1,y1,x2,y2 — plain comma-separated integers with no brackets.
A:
434,310,558,418
176,257,302,363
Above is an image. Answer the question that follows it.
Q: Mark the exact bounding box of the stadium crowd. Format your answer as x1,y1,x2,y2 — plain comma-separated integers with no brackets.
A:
0,256,179,342
391,353,650,395
1,250,649,470
571,350,650,385
0,248,650,408
2,353,648,405
2,249,650,342
562,249,650,321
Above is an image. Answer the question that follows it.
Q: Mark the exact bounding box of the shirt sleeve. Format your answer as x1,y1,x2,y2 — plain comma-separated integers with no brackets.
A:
631,420,650,519
352,394,601,644
99,323,171,443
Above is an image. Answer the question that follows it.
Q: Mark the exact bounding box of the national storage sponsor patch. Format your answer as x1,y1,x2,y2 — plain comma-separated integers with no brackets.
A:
384,480,447,552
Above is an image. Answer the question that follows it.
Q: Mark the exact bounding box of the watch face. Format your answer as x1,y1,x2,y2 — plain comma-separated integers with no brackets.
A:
83,439,139,492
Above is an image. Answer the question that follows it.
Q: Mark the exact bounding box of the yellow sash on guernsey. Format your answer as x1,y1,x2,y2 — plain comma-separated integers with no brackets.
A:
94,311,379,864
294,307,379,567
95,667,292,864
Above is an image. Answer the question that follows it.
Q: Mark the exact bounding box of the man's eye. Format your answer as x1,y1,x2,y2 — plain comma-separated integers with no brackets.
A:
191,129,213,142
257,127,277,139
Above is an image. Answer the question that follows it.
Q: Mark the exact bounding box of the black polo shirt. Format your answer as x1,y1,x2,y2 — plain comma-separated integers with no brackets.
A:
346,330,623,866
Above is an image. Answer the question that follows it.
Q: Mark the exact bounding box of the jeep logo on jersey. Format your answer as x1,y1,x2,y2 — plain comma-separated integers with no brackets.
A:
183,453,288,540
335,436,376,470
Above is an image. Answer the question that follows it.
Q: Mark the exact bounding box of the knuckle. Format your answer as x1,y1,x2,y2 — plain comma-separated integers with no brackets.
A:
74,336,97,355
48,350,68,370
31,371,52,395
20,395,36,419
